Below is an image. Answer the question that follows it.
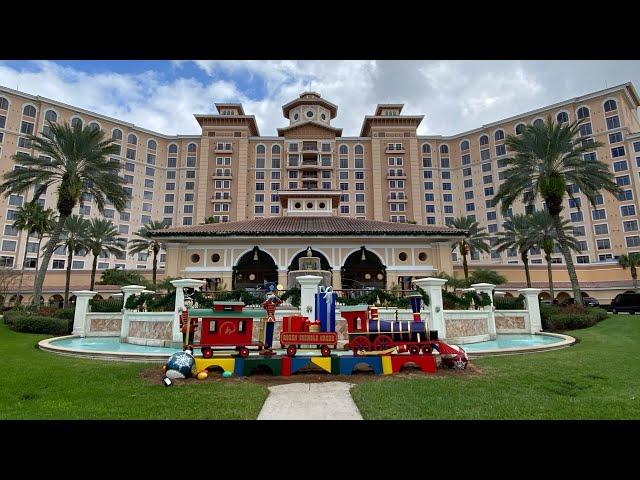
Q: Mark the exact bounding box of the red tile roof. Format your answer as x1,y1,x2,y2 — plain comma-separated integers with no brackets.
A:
150,216,467,238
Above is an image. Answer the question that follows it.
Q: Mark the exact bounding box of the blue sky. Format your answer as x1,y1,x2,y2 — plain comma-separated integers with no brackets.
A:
1,60,639,137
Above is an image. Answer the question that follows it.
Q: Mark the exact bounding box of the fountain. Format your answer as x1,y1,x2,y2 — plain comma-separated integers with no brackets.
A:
287,247,332,289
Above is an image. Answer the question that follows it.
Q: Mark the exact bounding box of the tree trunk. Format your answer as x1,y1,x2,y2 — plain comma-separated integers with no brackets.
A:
545,252,555,300
632,266,638,293
152,248,158,289
64,248,73,308
90,254,98,291
16,232,29,305
462,251,469,279
35,237,42,272
521,251,531,288
551,213,583,306
32,214,66,307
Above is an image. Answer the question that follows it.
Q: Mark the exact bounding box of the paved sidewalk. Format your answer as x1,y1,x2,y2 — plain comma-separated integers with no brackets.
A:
257,382,363,420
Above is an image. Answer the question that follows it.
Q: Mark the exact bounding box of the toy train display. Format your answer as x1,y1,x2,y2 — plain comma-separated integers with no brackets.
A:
180,290,468,369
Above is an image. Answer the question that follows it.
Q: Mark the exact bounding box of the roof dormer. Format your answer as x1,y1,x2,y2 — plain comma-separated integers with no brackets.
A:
215,103,245,116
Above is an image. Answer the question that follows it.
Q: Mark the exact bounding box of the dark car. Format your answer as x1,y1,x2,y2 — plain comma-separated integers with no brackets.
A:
610,292,640,314
559,296,600,307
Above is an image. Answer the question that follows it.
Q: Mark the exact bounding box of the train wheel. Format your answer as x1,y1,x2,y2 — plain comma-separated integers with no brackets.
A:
201,347,213,359
409,345,420,355
320,345,331,357
350,336,371,355
373,335,394,351
287,345,297,357
422,344,433,355
238,347,250,358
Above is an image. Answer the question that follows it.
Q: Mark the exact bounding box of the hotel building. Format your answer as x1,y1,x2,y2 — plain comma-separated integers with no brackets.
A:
1,82,639,303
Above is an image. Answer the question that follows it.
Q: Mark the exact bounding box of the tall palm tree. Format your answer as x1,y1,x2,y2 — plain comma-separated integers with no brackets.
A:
493,116,621,306
84,218,127,291
0,121,129,306
494,214,536,288
48,215,90,307
619,253,640,293
528,211,582,300
11,202,56,304
449,216,490,279
128,221,168,289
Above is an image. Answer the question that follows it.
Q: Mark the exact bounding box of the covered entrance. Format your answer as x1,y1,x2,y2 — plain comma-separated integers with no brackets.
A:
233,247,278,290
341,247,386,289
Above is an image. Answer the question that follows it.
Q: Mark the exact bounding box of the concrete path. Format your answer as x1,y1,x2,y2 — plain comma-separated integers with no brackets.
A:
257,382,363,420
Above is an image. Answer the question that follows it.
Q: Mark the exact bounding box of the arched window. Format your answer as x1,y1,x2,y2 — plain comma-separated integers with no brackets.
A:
421,143,431,154
148,139,157,150
89,122,100,131
515,123,525,135
187,143,197,153
557,111,569,123
354,145,364,155
44,110,57,123
439,145,449,155
23,105,36,117
127,133,137,145
71,117,83,129
256,144,266,155
339,144,348,155
460,140,470,151
604,99,617,112
0,97,8,110
271,144,281,155
168,144,178,154
533,118,544,127
494,130,504,141
577,107,590,119
112,129,123,141
479,135,489,146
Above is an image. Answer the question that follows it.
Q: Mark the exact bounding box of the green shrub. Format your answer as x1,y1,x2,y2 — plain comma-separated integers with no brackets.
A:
89,299,123,312
541,305,608,331
494,295,525,310
53,308,75,320
12,315,70,335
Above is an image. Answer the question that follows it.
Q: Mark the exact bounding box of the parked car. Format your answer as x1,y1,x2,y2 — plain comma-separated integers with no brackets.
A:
610,292,640,314
559,296,600,307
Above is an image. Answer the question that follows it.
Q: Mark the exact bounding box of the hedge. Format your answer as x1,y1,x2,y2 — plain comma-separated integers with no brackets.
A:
540,304,609,331
89,299,123,313
11,314,71,335
494,295,525,310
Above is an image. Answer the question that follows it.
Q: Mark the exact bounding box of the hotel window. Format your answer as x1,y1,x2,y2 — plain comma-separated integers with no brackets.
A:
591,209,606,220
424,182,434,190
356,193,365,202
613,160,628,172
604,115,621,130
556,111,569,123
255,171,265,180
596,239,611,250
442,183,452,191
624,220,639,232
599,253,614,261
584,152,597,162
568,198,581,209
340,205,349,214
182,217,193,226
627,236,640,248
440,158,450,168
594,224,609,235
146,167,156,177
289,171,298,179
577,107,590,119
576,255,589,264
271,171,281,180
621,205,636,217
339,145,348,155
515,123,525,135
254,205,264,214
463,179,473,189
288,143,299,152
488,224,498,234
256,157,265,169
424,170,433,179
339,171,349,180
339,158,348,169
126,148,136,160
464,191,474,200
271,156,281,169
144,179,154,189
441,171,451,179
270,205,280,214
604,99,618,112
20,119,34,136
186,156,197,168
439,145,449,155
619,189,634,201
165,182,175,191
425,204,435,213
487,211,497,221
167,158,177,168
340,194,349,202
480,149,490,161
1,240,16,252
616,175,630,186
52,259,65,270
570,211,583,222
123,174,134,185
424,193,434,202
533,118,544,127
484,187,494,197
481,162,492,173
255,183,265,191
612,146,626,158
444,205,454,214
183,193,194,202
288,155,299,167
127,133,137,145
466,203,475,212
355,145,364,155
321,155,332,167
578,123,592,137
460,140,470,151
482,175,493,185
164,205,174,215
426,217,436,225
271,183,280,192
140,202,152,213
573,226,586,236
479,135,489,146
355,158,364,169
495,144,506,156
609,132,624,145
356,205,365,214
79,205,91,216
188,143,197,153
356,183,364,191
0,97,8,110
461,154,471,165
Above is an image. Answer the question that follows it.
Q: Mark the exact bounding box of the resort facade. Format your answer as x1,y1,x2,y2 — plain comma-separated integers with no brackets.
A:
1,82,640,303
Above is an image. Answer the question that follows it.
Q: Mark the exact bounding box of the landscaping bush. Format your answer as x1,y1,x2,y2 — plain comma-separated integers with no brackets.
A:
53,307,75,320
494,295,525,310
12,315,71,335
541,304,609,331
89,299,123,312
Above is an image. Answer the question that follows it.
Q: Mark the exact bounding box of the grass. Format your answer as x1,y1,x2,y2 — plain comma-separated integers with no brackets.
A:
351,315,640,419
0,323,268,419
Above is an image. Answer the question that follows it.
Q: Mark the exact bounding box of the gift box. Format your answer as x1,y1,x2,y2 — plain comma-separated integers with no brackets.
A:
283,315,307,333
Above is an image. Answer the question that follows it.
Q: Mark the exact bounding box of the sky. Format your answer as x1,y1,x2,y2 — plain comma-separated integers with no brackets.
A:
1,60,639,137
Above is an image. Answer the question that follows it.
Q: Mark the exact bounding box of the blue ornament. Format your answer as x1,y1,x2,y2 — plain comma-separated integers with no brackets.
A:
165,350,196,379
222,371,232,378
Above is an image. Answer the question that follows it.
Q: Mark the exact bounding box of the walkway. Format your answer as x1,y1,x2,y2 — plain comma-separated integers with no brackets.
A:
257,382,363,420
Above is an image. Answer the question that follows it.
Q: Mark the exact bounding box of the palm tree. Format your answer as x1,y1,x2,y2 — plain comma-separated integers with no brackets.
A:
203,216,219,224
128,221,168,289
84,218,127,291
449,216,490,279
528,211,582,300
48,215,90,307
494,214,536,288
619,253,640,293
493,116,621,306
11,202,56,304
0,121,129,306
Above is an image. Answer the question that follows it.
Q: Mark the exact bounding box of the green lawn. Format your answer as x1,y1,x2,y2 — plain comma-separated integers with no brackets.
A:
351,315,640,419
0,324,268,419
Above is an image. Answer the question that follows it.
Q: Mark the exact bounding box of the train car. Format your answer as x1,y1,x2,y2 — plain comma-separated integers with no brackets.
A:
340,304,433,355
184,302,266,358
279,315,337,357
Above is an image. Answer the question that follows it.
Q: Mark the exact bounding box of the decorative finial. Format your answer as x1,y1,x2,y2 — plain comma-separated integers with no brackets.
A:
306,246,312,257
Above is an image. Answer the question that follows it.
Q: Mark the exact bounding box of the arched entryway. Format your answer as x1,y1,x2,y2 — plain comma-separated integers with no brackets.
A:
233,247,278,290
288,249,331,273
341,247,386,289
556,291,571,302
49,294,64,308
539,291,552,301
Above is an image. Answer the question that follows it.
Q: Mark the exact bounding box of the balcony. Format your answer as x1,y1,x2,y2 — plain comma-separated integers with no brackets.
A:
302,142,318,152
211,170,233,179
211,194,232,202
385,147,405,154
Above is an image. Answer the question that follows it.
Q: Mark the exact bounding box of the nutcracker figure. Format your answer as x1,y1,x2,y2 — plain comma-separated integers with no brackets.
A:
260,282,282,350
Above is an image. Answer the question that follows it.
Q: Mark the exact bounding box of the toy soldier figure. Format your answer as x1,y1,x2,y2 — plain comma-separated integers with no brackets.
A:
261,283,282,352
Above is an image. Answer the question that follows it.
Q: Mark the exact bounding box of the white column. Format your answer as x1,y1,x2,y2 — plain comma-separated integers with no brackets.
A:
413,277,448,339
296,275,322,321
471,282,497,339
170,279,206,344
519,288,542,333
72,290,97,337
120,285,147,342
